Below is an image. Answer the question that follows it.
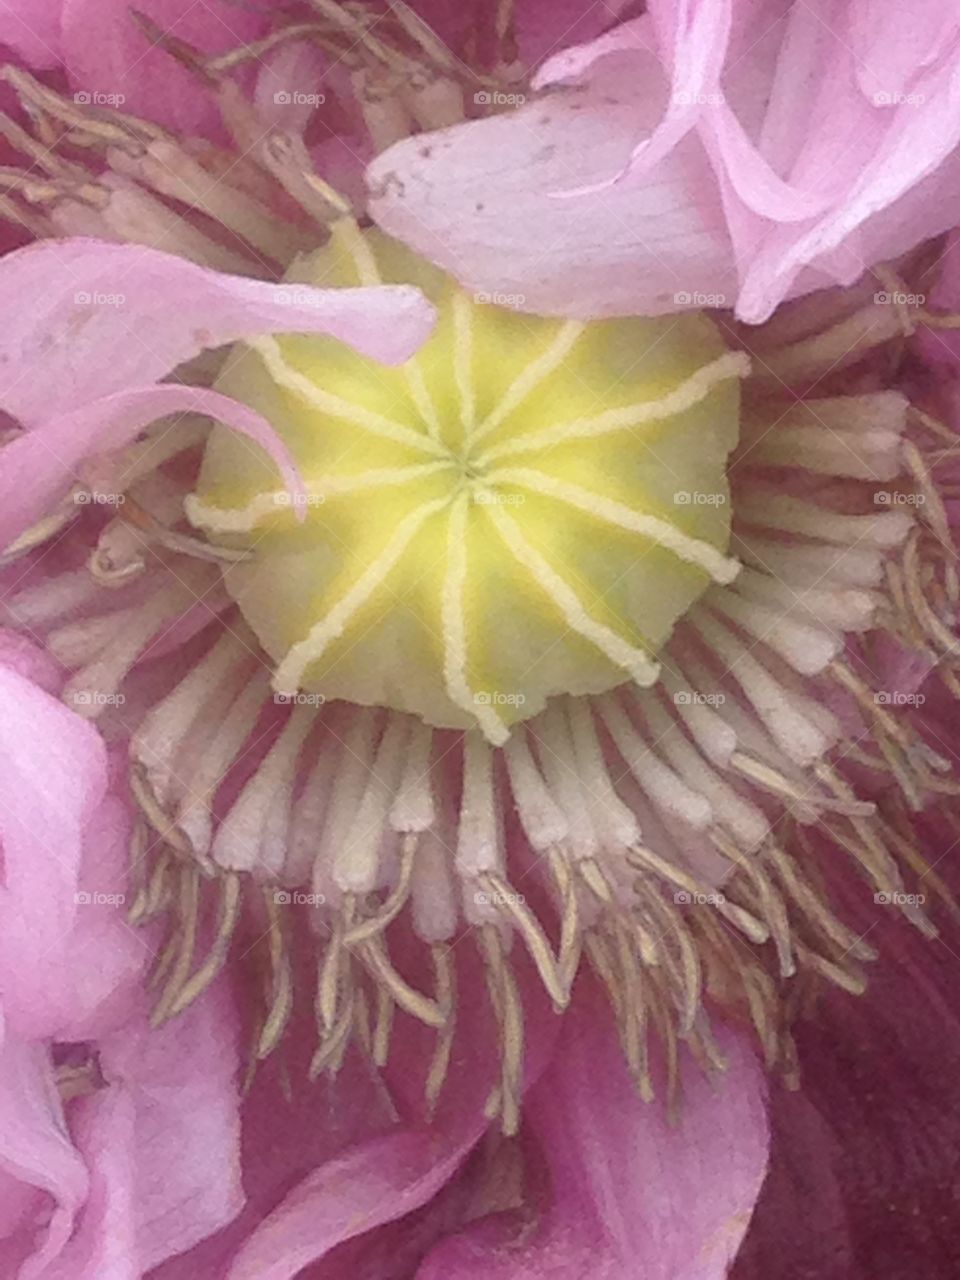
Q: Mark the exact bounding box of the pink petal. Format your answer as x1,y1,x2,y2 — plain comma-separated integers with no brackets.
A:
0,239,436,425
0,383,305,550
367,50,733,318
3,792,148,1042
419,987,769,1279
734,851,960,1278
19,981,243,1279
226,1130,477,1280
0,1031,88,1278
0,0,63,68
59,0,266,139
0,665,106,978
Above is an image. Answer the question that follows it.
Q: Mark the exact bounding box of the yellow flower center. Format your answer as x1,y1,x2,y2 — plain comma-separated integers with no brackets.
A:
188,225,746,743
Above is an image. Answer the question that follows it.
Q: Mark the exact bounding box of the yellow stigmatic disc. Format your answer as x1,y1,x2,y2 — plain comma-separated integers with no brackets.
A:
188,225,745,744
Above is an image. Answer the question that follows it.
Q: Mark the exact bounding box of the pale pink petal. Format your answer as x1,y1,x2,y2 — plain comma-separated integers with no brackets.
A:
419,990,769,1279
735,43,960,321
368,51,733,318
3,792,148,1042
0,240,436,426
0,383,306,549
0,665,106,977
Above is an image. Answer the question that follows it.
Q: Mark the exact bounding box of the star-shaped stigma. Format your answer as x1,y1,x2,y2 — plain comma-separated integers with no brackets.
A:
187,225,748,741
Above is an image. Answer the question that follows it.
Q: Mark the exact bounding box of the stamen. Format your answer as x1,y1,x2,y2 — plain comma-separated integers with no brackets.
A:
478,924,523,1135
425,943,457,1113
257,889,294,1058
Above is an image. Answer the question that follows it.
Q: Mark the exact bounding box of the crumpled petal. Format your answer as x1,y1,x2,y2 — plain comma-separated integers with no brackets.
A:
0,239,436,425
417,987,769,1279
371,1,960,324
0,1029,88,1279
367,50,732,318
0,982,242,1280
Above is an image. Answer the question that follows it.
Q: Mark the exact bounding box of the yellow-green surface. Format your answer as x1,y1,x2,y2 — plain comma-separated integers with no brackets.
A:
189,227,741,740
